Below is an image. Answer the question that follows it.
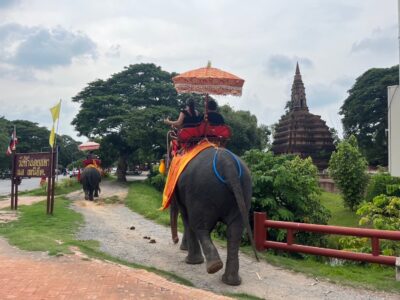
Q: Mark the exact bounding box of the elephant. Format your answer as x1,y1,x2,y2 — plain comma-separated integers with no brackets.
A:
169,147,258,286
80,167,101,201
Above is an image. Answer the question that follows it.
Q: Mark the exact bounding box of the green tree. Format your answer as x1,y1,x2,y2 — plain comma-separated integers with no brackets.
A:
328,135,369,210
0,118,82,171
242,150,330,246
72,63,183,181
57,134,85,169
221,105,270,155
340,65,398,166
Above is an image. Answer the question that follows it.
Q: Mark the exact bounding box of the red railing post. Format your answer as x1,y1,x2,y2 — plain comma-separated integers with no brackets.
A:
254,212,266,251
371,237,380,256
287,229,294,245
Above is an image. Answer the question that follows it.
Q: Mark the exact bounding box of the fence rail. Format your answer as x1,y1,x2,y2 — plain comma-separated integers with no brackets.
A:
253,212,400,266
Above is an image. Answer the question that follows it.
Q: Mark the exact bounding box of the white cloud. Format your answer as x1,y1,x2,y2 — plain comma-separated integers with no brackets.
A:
0,0,397,141
0,23,97,70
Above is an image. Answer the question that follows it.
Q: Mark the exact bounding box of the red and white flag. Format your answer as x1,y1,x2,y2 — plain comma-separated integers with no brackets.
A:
6,126,17,156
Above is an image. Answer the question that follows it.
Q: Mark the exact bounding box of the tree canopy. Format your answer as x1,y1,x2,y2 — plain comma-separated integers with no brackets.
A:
72,63,270,181
329,135,369,211
340,65,398,166
0,117,83,171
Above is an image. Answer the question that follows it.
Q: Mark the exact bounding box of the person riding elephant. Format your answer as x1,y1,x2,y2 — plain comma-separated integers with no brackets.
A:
80,167,101,201
168,146,258,285
164,99,202,129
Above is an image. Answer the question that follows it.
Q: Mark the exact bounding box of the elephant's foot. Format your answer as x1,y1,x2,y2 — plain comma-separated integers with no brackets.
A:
94,192,99,197
185,254,204,265
222,273,242,286
207,260,223,274
84,195,89,200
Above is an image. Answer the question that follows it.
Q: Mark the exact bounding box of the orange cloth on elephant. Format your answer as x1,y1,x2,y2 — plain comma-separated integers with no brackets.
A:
161,140,215,210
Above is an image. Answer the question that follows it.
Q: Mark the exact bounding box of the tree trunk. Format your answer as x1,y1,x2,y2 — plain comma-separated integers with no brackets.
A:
116,155,127,182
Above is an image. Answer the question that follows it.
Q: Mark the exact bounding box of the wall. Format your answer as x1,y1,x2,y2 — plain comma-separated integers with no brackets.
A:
388,86,400,176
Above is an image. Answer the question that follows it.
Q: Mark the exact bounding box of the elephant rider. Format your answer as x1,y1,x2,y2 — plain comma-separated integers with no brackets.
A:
205,99,225,125
83,151,102,170
164,99,202,156
164,99,202,129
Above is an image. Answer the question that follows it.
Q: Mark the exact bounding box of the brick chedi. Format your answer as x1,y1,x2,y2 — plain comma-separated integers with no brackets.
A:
271,63,335,170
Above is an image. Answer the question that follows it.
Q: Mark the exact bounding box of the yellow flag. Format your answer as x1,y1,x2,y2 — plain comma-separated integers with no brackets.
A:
50,101,61,122
49,125,55,148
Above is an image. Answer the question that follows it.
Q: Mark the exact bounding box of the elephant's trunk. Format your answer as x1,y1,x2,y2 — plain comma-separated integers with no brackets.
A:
170,197,179,244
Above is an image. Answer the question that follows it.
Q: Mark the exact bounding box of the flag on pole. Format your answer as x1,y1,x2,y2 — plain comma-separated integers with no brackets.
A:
50,101,61,122
49,100,61,148
6,126,17,156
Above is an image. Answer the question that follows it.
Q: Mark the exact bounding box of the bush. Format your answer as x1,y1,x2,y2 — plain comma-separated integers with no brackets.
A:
149,174,166,192
240,150,330,247
146,164,166,192
339,194,400,256
365,171,400,202
329,135,368,211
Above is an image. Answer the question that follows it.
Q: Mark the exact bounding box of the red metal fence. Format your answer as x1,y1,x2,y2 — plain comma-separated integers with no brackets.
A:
253,212,400,266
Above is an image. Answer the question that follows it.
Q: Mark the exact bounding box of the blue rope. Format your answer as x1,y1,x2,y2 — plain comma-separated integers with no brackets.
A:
212,148,242,184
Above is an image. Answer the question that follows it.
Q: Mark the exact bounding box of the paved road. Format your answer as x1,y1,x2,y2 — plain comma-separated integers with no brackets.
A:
0,175,69,196
0,174,147,196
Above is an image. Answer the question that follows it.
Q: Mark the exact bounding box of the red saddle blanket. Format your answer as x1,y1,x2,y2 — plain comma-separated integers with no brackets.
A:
178,123,231,142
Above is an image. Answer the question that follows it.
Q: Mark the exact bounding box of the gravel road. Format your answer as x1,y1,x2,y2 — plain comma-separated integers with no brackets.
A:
68,181,400,300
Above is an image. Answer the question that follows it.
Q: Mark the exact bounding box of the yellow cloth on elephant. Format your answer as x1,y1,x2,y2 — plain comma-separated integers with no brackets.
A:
85,164,102,174
161,140,215,210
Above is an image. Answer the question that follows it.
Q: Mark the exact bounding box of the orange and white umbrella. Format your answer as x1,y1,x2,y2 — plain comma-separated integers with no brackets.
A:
78,141,100,151
172,63,244,96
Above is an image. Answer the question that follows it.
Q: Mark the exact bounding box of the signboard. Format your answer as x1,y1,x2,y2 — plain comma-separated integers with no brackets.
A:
15,152,53,178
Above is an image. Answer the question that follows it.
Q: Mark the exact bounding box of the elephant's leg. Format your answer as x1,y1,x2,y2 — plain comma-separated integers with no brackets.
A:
180,228,188,251
170,198,179,244
196,229,223,274
89,188,94,201
180,209,203,264
222,219,243,286
83,187,89,200
94,186,99,197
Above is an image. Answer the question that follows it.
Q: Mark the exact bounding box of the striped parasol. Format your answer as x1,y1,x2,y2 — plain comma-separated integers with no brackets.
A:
78,141,100,151
172,63,245,96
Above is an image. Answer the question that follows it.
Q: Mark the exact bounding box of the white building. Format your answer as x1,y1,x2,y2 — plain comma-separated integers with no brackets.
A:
388,85,400,176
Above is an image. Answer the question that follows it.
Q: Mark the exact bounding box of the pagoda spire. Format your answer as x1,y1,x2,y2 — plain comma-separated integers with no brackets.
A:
290,62,308,111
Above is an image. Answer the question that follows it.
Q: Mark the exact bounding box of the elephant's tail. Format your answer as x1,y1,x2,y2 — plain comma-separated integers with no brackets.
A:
228,173,259,262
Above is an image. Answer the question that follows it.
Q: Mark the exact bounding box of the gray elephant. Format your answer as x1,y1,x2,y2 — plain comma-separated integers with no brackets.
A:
169,147,258,286
80,167,101,201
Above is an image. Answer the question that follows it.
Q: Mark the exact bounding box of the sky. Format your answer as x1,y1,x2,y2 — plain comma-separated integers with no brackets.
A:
0,0,398,141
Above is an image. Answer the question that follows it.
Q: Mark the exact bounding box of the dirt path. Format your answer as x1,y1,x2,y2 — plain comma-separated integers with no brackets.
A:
68,181,400,300
0,196,45,223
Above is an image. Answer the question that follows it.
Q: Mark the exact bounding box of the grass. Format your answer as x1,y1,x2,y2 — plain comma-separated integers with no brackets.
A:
241,246,400,292
126,181,400,293
20,178,82,197
319,192,360,227
125,181,182,229
0,197,83,255
0,196,193,287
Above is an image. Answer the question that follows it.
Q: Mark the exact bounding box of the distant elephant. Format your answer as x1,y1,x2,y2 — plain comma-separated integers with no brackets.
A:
80,167,101,201
169,147,258,286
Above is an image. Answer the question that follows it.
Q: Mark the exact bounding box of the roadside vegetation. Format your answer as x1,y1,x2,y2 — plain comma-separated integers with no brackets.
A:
130,180,400,293
20,178,82,196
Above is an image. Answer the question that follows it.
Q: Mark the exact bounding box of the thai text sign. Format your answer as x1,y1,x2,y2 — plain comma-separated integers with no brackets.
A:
15,153,52,178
